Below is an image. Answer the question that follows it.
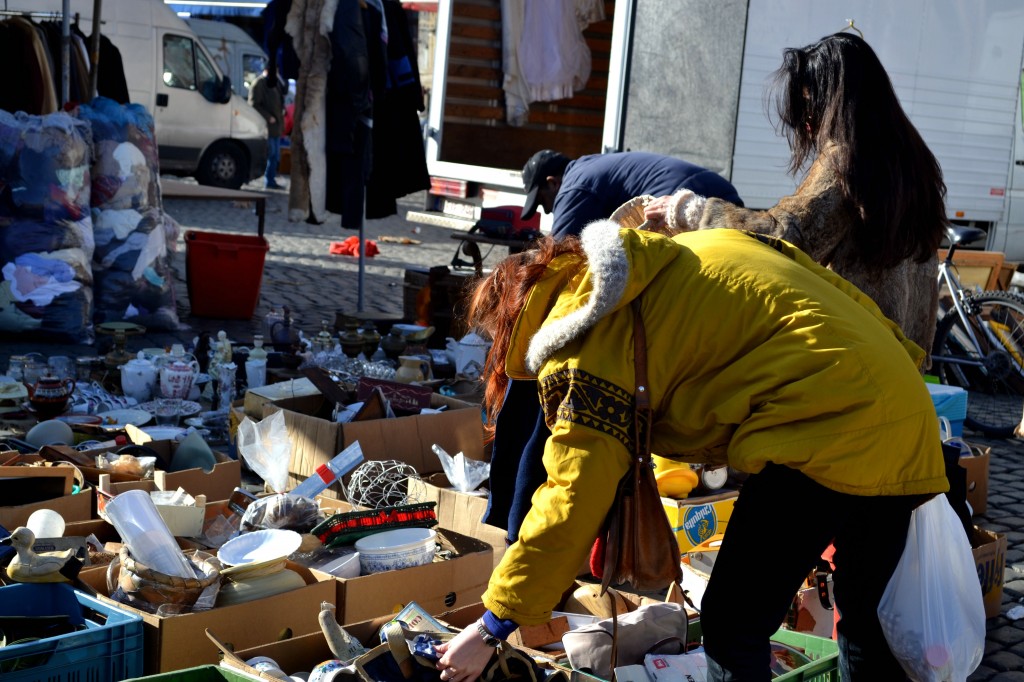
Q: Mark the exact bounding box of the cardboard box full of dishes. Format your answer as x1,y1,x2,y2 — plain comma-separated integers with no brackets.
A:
263,392,485,499
407,475,507,570
94,425,242,502
312,497,494,624
78,558,335,674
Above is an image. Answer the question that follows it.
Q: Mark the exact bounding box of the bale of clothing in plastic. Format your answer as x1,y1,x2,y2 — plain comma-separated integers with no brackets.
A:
0,110,95,343
78,96,180,330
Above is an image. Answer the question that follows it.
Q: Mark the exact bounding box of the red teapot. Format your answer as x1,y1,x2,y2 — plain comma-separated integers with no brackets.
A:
27,375,76,418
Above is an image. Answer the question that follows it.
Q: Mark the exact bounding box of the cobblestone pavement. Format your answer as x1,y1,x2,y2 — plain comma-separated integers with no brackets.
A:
4,175,1024,677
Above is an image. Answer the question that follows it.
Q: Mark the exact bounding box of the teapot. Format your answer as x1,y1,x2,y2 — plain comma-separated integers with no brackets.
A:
445,332,491,379
160,344,200,400
28,375,76,418
120,351,158,403
395,356,430,384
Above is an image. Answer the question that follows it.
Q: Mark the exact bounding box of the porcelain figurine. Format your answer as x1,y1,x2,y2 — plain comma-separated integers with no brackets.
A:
120,351,158,403
1,527,83,583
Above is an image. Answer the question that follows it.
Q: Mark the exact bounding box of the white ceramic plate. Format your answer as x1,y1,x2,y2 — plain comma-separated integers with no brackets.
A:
136,399,202,418
391,323,428,335
218,529,303,567
97,408,153,428
137,426,188,441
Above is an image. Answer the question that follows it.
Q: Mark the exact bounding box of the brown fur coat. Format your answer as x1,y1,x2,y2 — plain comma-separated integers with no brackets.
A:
698,148,938,360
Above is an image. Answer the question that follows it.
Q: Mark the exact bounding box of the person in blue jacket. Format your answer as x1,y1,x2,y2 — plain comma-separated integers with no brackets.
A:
520,149,744,239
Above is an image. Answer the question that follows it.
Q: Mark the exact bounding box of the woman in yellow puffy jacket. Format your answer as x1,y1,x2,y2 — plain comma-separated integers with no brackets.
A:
434,224,948,681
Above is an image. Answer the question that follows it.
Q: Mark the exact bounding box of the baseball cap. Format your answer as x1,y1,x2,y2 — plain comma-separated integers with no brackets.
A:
521,150,570,220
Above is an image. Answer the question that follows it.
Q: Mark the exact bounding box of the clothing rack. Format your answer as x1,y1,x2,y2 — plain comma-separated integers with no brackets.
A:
0,0,102,108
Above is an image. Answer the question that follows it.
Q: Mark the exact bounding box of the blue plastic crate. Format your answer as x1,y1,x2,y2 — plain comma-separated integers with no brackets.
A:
927,382,968,436
0,583,144,682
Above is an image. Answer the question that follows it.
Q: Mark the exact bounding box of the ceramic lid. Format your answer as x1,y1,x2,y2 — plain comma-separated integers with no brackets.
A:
124,351,156,369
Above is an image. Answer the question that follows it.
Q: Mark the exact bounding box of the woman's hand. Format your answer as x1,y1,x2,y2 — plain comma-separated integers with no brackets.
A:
435,625,495,682
643,195,673,231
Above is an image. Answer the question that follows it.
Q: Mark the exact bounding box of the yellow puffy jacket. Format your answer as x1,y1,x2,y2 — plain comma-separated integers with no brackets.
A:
482,225,948,626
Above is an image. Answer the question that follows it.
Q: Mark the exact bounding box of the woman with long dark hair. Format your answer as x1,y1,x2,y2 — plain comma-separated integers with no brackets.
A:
646,32,949,358
432,224,950,681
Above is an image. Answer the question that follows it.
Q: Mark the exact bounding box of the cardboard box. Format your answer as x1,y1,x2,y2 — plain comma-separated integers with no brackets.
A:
265,392,484,498
961,446,990,515
308,517,494,624
972,526,1007,619
243,378,320,420
96,435,241,503
663,490,739,554
0,489,92,529
408,476,507,569
78,559,335,674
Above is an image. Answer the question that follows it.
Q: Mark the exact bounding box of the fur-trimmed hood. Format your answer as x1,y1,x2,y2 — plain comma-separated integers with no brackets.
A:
505,221,680,377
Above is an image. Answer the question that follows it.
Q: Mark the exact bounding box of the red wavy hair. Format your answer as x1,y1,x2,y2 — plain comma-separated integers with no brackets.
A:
466,236,586,438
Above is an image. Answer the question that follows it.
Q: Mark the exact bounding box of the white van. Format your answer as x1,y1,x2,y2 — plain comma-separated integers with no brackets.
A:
186,18,267,99
9,0,267,189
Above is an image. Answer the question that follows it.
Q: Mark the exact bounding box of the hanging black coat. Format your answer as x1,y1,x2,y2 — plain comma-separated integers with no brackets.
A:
365,0,430,220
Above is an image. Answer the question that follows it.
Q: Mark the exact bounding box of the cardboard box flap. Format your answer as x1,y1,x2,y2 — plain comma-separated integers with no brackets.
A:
208,629,290,680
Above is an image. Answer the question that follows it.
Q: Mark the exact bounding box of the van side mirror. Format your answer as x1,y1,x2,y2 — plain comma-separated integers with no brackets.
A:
218,77,232,104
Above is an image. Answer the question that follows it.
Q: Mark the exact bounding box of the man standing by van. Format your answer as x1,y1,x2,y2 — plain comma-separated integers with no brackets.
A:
249,68,286,189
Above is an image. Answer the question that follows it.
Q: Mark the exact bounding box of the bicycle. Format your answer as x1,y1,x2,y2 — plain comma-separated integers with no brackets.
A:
929,225,1024,437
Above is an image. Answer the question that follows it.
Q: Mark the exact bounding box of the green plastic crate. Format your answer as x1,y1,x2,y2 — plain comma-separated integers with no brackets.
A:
124,665,255,682
772,629,840,681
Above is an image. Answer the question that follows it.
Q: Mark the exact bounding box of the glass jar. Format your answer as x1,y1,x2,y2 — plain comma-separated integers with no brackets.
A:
7,355,29,382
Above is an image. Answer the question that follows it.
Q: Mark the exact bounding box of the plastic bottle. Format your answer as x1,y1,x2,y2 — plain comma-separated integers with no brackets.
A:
288,442,365,499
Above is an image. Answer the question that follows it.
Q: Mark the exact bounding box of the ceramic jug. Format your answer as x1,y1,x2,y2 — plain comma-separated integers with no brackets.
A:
160,345,200,400
394,356,429,384
120,352,158,403
28,375,76,417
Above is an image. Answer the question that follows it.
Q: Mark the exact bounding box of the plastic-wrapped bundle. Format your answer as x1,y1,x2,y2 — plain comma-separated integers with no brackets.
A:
78,96,179,330
0,110,94,343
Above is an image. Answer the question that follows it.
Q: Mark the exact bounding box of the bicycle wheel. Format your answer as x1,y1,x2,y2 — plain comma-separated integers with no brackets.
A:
931,291,1024,437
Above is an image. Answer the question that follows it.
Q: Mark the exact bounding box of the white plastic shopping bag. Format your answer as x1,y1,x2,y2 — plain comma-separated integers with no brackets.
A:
237,411,292,493
877,495,985,681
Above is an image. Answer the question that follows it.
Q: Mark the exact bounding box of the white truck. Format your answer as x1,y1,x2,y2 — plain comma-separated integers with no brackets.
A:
416,0,1024,260
9,0,267,188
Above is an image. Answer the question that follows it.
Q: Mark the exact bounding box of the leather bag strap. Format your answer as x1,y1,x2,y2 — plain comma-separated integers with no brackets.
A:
608,299,650,680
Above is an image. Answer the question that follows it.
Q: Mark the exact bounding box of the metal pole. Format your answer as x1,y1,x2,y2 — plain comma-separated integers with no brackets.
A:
88,0,103,100
357,219,365,312
61,0,70,106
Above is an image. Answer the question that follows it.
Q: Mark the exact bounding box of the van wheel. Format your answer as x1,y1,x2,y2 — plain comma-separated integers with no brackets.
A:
197,141,247,189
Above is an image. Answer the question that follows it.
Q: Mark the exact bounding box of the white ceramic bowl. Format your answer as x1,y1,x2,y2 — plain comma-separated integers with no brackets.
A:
218,529,303,567
354,528,437,575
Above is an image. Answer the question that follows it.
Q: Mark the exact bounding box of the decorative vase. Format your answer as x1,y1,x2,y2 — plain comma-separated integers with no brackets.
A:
381,329,407,362
339,320,364,359
361,320,381,358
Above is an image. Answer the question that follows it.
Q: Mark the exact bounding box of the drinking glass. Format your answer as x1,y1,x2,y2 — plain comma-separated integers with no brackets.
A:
155,397,181,426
